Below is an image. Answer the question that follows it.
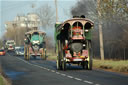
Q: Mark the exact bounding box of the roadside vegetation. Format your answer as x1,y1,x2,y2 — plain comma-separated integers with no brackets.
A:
93,59,128,73
47,54,128,73
0,75,4,85
0,66,11,85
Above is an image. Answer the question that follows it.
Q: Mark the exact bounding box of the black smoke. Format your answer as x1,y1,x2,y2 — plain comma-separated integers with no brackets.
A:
71,0,128,60
71,0,97,18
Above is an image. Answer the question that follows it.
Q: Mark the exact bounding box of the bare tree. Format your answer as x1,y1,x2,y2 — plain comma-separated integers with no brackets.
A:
36,4,55,29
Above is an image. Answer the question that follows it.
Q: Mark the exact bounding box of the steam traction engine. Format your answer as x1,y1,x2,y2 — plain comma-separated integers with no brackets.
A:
24,30,46,60
55,16,94,70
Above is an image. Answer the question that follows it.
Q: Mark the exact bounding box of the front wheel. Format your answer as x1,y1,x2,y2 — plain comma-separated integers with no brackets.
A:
26,47,30,61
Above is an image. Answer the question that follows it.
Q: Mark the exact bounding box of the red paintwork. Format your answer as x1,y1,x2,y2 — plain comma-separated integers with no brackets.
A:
65,49,88,62
29,46,43,56
0,50,5,56
72,26,84,40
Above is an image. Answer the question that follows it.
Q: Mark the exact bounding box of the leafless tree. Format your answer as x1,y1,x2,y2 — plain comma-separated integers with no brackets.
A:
36,4,55,29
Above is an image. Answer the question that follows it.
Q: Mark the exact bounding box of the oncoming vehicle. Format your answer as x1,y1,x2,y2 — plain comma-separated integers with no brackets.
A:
0,49,6,56
18,46,24,56
5,40,15,51
15,46,24,56
24,30,46,60
55,15,94,70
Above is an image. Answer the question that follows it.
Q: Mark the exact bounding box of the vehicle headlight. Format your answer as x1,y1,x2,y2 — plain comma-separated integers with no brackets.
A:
85,29,89,32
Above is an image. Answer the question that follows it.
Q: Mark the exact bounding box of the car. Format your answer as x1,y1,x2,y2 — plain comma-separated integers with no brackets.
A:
0,49,6,56
15,48,20,56
18,47,24,56
15,46,24,56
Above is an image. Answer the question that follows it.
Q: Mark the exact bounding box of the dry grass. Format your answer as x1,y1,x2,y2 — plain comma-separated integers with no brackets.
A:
46,52,128,73
93,59,128,73
0,75,4,85
47,51,57,60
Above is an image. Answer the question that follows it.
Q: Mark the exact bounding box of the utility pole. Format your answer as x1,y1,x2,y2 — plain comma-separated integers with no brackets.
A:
97,0,104,60
55,0,58,22
25,18,29,32
13,22,17,45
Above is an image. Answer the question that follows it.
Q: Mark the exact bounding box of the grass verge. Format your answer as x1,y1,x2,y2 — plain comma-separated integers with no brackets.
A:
93,59,128,73
47,52,128,74
0,75,4,85
0,66,11,85
47,53,57,60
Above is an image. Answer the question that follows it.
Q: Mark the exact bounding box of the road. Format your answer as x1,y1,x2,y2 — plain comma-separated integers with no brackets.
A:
0,52,128,85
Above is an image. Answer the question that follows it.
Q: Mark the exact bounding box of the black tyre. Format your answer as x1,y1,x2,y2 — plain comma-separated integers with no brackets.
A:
56,40,62,70
24,47,27,60
61,43,66,71
56,56,62,70
87,41,93,70
26,47,30,61
43,49,47,60
62,60,66,71
81,61,88,70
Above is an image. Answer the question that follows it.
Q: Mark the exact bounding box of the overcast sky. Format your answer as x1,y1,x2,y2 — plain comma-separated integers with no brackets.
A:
0,0,78,38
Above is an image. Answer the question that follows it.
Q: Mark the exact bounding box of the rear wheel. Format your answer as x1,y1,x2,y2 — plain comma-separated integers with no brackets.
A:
57,56,62,70
62,59,66,71
26,47,30,61
24,47,27,60
61,44,66,71
87,41,93,70
56,40,62,70
43,48,47,60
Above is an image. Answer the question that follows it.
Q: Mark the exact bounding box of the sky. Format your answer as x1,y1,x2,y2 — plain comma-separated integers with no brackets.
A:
0,0,78,38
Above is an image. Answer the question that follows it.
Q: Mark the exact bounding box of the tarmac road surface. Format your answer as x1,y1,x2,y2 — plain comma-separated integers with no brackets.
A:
0,52,128,85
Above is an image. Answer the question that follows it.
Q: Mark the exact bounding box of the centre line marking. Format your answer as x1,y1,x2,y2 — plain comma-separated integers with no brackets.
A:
56,72,60,74
15,56,99,85
67,75,73,78
74,78,82,81
60,73,66,76
51,70,55,72
83,80,93,84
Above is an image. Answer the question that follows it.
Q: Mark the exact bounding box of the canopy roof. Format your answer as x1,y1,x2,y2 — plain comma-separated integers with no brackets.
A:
56,18,94,32
25,30,46,35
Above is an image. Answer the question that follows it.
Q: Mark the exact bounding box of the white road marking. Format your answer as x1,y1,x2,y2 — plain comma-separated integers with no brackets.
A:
60,73,66,76
51,70,55,72
56,72,60,74
46,68,50,71
12,55,101,85
83,80,94,84
95,84,100,85
74,78,82,81
67,75,73,78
